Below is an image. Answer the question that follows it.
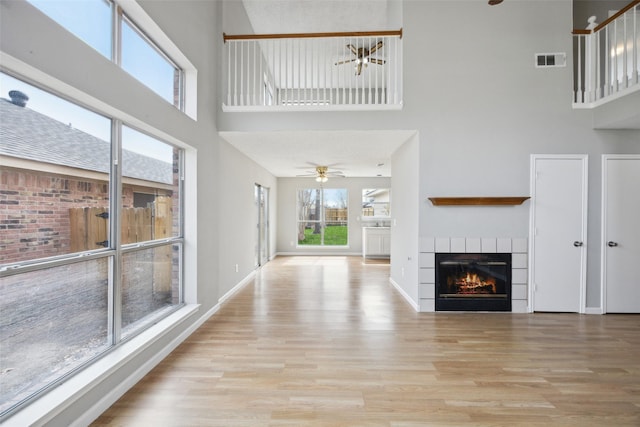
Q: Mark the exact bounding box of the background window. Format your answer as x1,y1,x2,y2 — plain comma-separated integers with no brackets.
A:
362,188,390,218
297,188,348,246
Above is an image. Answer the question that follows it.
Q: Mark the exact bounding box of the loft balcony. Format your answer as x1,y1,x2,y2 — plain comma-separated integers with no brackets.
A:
572,0,640,128
222,30,403,112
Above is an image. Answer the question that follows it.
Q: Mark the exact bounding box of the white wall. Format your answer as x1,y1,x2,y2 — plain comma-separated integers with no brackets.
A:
219,0,640,311
390,133,420,307
277,177,391,255
406,0,640,309
218,138,277,297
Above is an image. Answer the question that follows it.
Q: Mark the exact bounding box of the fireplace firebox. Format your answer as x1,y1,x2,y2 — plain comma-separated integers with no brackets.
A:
435,253,512,311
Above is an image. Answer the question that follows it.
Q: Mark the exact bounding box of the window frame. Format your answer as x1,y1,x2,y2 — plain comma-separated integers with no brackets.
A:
24,0,196,119
118,9,184,109
296,187,349,247
0,70,186,419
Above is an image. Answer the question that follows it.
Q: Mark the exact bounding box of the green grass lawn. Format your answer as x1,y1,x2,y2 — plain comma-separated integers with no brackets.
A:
298,225,347,246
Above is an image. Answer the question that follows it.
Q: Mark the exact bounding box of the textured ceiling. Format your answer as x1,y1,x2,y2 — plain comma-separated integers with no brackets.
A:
241,0,395,34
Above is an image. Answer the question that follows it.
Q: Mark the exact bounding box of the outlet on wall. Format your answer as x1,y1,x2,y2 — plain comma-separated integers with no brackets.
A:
235,264,239,273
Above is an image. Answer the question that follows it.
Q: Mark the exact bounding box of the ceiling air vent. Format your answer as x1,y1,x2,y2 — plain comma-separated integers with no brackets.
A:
535,53,566,68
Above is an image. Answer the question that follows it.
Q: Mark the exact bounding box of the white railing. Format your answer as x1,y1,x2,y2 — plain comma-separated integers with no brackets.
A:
573,0,640,107
222,30,403,111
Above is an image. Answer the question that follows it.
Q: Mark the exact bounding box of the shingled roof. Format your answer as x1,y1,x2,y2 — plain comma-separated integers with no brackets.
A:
0,97,173,185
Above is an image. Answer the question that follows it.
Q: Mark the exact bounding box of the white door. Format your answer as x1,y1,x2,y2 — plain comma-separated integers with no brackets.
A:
603,155,640,313
530,155,588,313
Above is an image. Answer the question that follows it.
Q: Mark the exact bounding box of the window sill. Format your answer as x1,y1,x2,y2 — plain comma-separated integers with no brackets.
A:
4,304,200,427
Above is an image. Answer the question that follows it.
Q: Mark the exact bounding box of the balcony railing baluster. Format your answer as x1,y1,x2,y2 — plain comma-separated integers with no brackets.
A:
222,30,403,111
573,0,640,108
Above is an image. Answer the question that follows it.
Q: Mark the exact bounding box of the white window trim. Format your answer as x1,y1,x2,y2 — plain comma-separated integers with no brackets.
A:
116,0,197,120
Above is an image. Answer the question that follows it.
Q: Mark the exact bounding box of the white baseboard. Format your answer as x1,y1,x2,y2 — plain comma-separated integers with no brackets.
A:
219,270,256,304
584,307,604,315
276,251,361,257
389,278,419,312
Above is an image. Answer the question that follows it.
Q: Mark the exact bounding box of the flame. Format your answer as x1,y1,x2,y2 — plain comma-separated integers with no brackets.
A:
450,272,497,294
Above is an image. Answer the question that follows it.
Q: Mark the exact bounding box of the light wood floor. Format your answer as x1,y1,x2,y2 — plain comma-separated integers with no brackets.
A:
93,256,640,426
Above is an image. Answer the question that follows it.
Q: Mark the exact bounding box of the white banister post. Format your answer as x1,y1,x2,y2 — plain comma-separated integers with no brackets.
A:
576,35,582,103
633,4,639,85
584,16,598,102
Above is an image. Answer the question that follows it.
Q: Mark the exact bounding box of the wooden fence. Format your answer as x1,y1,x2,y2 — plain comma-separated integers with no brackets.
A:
69,196,173,293
325,208,347,222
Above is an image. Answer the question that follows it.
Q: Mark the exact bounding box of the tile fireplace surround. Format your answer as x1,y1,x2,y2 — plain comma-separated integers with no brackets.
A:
419,237,528,312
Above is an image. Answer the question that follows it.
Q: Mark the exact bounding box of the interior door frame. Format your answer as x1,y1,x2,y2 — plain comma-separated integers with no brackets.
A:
255,183,270,268
600,154,640,314
528,154,589,313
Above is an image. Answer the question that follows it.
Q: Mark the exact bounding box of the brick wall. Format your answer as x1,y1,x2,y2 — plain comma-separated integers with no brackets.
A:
0,166,166,264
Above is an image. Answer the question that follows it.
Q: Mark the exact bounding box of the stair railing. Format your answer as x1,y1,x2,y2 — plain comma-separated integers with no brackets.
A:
573,0,639,106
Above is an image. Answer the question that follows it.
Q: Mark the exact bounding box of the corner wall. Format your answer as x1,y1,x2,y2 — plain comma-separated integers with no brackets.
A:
217,138,278,299
390,133,420,308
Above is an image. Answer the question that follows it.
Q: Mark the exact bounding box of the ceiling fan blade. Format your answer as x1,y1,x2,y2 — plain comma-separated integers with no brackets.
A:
369,40,384,54
369,58,386,65
356,62,362,75
346,44,358,55
335,58,357,65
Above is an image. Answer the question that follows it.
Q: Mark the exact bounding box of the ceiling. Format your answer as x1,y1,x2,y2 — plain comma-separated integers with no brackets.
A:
220,130,416,178
241,0,396,34
221,1,409,179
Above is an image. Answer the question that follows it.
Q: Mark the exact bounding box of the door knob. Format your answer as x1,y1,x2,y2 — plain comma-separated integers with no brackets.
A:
607,241,618,247
573,241,583,247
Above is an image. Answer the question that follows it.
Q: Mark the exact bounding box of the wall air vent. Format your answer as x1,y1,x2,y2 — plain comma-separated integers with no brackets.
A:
535,53,566,68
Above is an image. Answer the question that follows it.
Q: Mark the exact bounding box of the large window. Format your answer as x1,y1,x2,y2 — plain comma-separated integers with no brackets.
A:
297,188,348,246
0,72,184,417
27,0,183,108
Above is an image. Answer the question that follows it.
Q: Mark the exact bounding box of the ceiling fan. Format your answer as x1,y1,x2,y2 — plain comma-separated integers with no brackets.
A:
335,41,386,76
297,165,345,182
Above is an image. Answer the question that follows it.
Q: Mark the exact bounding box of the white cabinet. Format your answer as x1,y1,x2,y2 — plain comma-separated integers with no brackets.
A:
363,227,390,258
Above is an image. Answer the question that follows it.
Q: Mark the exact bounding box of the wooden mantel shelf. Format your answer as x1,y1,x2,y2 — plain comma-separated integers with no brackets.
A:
428,197,530,206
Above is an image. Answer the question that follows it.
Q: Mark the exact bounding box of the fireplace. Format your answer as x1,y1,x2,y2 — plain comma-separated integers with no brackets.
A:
435,253,512,311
